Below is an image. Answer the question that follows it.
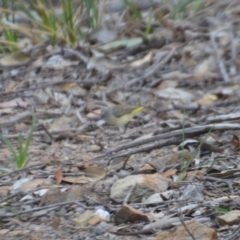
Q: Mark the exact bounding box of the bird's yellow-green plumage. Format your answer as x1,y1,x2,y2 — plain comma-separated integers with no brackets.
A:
101,105,144,127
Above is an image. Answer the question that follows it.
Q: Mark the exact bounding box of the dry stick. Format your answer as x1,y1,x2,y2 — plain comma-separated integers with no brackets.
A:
74,201,95,210
0,77,106,98
204,176,234,194
0,163,43,178
0,111,33,127
203,112,240,124
62,47,89,64
0,187,45,204
108,48,176,94
0,80,74,97
121,156,131,170
126,49,176,88
106,123,240,155
225,222,240,240
0,201,76,217
107,138,182,163
123,183,137,204
109,194,239,212
168,99,240,113
205,182,240,208
40,124,54,141
142,49,176,79
178,207,196,240
1,123,94,140
211,31,230,83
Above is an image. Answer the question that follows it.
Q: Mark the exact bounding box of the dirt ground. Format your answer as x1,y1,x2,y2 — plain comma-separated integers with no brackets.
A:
1,1,240,239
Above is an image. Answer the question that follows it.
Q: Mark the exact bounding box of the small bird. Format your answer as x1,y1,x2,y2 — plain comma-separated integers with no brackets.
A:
101,104,144,127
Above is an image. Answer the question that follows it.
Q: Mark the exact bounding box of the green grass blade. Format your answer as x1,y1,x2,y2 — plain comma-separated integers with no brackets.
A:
123,0,142,20
17,134,24,168
22,115,36,165
0,134,18,162
62,0,76,44
1,0,18,52
170,0,194,18
84,0,99,30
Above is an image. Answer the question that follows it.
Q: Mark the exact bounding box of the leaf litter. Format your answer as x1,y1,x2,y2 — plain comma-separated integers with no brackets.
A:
1,0,240,239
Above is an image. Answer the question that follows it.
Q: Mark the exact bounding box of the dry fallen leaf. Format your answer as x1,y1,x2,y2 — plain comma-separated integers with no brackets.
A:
18,179,52,191
114,204,149,224
193,94,218,105
163,168,177,178
231,134,240,151
62,166,106,184
0,98,29,109
130,50,154,68
0,52,30,67
55,169,63,184
72,210,94,227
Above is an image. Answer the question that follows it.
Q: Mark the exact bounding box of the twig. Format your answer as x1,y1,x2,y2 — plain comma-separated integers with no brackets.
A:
156,99,240,114
204,112,240,124
0,77,106,98
74,201,95,210
121,156,131,170
178,207,196,240
40,124,54,141
110,48,177,92
225,222,240,240
204,176,234,194
106,123,240,155
211,31,230,82
0,163,43,178
123,183,137,204
106,137,182,163
0,111,33,127
0,187,44,204
0,201,77,217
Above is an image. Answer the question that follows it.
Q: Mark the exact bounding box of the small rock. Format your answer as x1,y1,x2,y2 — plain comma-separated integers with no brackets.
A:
87,145,101,152
154,220,217,240
94,222,112,235
110,173,169,203
217,210,240,226
114,204,149,224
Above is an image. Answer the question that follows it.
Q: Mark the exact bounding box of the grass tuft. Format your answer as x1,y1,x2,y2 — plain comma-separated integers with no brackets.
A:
0,115,36,169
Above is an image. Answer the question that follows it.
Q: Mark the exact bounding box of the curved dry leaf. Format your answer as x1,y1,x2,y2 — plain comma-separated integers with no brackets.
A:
19,179,52,191
163,168,177,178
193,94,218,105
0,186,11,197
157,87,193,101
130,50,154,68
84,166,106,178
209,169,240,178
142,216,182,233
49,116,73,131
55,169,63,184
87,56,125,73
62,83,87,97
99,38,143,51
72,210,94,227
32,55,79,70
114,204,148,224
231,134,240,151
0,98,29,109
0,52,30,67
62,166,106,184
136,164,155,173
